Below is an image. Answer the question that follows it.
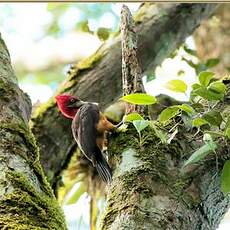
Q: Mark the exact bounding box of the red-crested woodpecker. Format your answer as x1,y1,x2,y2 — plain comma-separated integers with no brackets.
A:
56,94,116,183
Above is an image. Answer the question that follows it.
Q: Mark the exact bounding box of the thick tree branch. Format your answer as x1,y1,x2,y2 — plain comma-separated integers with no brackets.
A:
0,34,67,229
31,3,219,188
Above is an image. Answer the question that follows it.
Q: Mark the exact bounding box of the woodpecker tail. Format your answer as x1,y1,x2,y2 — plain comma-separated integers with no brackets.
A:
95,153,112,184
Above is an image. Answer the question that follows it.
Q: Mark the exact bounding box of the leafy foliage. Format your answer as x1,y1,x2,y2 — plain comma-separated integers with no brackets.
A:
198,71,214,86
182,45,220,75
192,118,208,128
120,67,229,195
132,120,149,133
191,71,227,101
121,93,157,105
159,106,180,123
183,134,217,167
165,79,187,93
124,113,144,122
221,160,230,196
224,116,230,139
203,111,222,127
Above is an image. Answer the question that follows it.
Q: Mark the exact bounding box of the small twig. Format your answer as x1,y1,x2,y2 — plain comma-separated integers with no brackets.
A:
121,4,145,114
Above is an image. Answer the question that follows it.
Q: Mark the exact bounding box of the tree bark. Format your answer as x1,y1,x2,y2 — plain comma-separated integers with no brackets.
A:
100,123,230,230
0,34,67,229
31,3,219,189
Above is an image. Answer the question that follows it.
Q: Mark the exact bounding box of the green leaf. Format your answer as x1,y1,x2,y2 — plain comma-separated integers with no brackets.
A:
192,86,208,99
205,58,220,68
183,45,197,56
198,71,214,86
159,106,180,123
150,123,167,143
192,118,208,128
225,128,230,139
221,160,230,196
97,27,111,41
182,57,196,68
225,116,230,128
132,120,150,133
181,114,193,130
191,103,204,112
203,111,222,126
183,141,217,167
208,81,227,95
77,20,91,33
192,83,201,91
124,113,144,122
225,116,230,139
165,79,187,93
193,86,224,101
178,104,194,114
121,93,157,105
146,72,156,82
65,182,86,205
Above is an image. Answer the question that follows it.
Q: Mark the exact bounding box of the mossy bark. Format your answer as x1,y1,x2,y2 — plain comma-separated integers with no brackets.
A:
31,3,218,190
100,126,230,230
0,34,67,229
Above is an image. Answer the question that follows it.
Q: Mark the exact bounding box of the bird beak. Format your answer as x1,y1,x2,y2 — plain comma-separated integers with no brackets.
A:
67,100,87,108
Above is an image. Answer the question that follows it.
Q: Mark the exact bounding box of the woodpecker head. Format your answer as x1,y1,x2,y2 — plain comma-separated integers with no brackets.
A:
55,94,86,119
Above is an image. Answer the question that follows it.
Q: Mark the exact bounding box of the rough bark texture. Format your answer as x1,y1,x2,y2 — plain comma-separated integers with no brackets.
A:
121,4,144,96
100,121,230,230
31,3,218,189
0,34,67,229
121,4,145,115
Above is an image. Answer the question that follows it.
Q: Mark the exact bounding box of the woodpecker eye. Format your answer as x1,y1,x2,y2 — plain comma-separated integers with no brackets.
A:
70,98,76,103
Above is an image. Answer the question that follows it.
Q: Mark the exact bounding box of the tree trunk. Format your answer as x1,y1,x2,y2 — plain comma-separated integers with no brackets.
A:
31,3,218,190
100,124,230,230
0,34,67,229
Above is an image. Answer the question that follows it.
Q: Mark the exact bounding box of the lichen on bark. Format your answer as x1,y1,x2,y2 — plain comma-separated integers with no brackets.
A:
0,33,67,229
100,123,229,230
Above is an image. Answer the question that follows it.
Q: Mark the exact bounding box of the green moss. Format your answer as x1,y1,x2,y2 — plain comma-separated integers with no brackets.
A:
32,98,56,122
77,48,105,70
0,171,66,229
0,121,55,198
101,125,199,229
59,45,106,94
31,44,106,124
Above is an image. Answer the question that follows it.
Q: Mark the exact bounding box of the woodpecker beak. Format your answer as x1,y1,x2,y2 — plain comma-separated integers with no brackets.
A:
67,100,87,108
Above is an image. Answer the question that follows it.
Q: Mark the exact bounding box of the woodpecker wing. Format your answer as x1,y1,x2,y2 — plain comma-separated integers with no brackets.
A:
72,103,99,161
71,103,112,183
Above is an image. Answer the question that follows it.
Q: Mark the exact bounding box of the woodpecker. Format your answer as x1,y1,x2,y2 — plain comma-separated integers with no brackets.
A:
56,94,117,183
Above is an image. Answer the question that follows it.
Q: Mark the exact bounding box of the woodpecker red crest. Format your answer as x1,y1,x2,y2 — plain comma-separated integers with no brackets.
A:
55,94,82,119
56,94,114,183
